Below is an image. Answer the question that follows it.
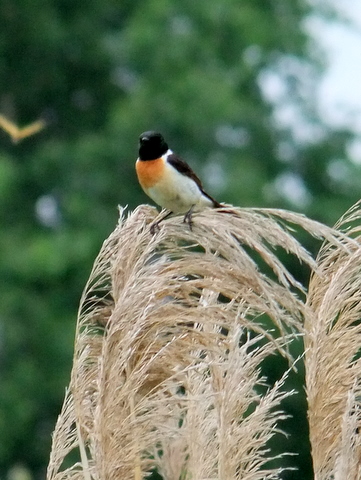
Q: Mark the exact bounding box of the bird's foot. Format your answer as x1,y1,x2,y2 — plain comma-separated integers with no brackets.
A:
183,206,195,231
149,210,173,235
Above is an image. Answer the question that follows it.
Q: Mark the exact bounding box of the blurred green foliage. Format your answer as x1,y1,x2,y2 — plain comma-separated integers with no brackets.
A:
0,0,360,479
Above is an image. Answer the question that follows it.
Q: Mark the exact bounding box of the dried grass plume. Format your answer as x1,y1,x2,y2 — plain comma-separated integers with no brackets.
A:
47,204,355,480
305,201,361,480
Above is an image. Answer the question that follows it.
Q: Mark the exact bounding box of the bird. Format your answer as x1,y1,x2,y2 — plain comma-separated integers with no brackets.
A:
136,131,224,234
0,114,46,143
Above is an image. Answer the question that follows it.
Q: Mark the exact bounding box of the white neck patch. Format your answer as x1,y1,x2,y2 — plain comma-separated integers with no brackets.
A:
163,149,173,159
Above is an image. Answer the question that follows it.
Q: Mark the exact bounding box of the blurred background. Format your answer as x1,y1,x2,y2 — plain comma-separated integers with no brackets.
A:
1,0,361,479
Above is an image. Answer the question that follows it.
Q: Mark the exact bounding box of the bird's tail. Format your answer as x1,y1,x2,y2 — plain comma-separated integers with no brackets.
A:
202,190,226,209
202,189,238,216
215,204,239,216
212,199,223,209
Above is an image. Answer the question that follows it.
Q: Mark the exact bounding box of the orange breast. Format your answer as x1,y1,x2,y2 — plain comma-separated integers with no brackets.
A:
136,158,165,189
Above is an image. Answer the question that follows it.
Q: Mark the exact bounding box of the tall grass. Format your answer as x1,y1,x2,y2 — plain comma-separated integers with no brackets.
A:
305,201,361,480
47,203,361,480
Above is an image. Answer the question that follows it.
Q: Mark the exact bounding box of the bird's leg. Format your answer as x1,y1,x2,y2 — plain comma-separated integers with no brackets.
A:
150,210,173,235
183,205,195,231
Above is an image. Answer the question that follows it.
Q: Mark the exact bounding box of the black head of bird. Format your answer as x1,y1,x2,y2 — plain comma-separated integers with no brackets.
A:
139,131,169,160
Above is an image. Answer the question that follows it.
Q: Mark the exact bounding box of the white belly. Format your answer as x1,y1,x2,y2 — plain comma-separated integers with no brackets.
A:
146,163,213,213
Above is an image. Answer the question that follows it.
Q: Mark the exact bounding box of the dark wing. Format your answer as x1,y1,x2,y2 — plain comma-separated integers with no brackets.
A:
167,153,222,208
167,153,203,187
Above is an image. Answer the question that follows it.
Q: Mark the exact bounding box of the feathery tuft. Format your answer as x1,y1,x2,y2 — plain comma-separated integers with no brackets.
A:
47,204,352,480
305,201,361,480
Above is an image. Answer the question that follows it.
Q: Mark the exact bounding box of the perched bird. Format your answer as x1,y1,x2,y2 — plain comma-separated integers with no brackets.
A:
136,131,223,233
